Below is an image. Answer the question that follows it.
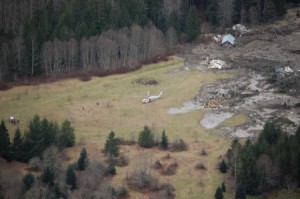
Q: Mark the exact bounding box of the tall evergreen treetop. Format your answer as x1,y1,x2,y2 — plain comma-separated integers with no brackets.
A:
235,183,246,199
23,115,45,159
215,186,224,199
161,130,168,150
11,128,23,161
185,5,200,42
78,147,88,170
104,131,119,157
59,120,75,148
66,164,77,190
138,126,154,148
0,120,11,160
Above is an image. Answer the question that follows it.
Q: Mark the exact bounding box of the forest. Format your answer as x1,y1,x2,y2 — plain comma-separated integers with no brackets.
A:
0,0,298,81
226,123,300,197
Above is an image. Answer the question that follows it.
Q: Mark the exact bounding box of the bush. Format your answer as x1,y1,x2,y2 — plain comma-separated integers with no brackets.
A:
116,186,128,198
117,155,128,167
107,164,116,175
127,170,159,191
153,160,162,169
162,162,178,176
195,162,206,170
172,139,187,151
23,173,35,191
200,148,207,156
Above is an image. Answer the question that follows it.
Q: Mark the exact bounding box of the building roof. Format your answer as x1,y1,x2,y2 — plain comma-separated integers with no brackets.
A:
221,34,235,45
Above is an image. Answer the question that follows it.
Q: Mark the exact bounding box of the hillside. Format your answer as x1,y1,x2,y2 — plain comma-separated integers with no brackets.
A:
0,2,300,199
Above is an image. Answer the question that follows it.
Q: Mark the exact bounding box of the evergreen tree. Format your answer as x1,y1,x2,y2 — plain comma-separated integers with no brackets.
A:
145,0,166,31
221,182,226,192
220,159,227,173
41,118,59,148
168,11,180,34
59,120,75,148
11,128,23,161
107,164,116,175
214,186,224,199
272,0,286,17
160,130,168,150
296,152,300,186
238,139,259,194
42,166,54,186
23,115,45,161
206,0,219,26
77,147,88,170
104,131,119,157
185,6,200,42
138,126,154,148
235,183,246,199
66,164,76,190
23,173,35,191
0,120,11,160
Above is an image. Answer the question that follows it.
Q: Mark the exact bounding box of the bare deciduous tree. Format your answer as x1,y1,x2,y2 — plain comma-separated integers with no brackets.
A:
255,154,279,192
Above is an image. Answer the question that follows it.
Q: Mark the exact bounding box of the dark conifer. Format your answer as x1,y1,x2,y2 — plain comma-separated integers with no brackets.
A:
78,147,88,170
138,126,154,148
104,131,119,157
23,173,35,191
0,120,11,160
220,159,227,173
185,6,200,42
235,183,246,199
161,130,168,150
214,186,224,199
11,128,23,161
66,165,76,190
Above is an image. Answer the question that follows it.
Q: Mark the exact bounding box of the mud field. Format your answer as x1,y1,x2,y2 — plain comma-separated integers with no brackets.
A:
170,7,300,138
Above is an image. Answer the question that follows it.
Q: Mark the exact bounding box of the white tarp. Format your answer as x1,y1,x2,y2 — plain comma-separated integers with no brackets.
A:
221,34,235,45
284,66,294,73
208,60,228,69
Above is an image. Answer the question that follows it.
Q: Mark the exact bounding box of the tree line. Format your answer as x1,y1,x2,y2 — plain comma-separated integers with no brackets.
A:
1,0,297,81
0,115,75,162
227,122,300,196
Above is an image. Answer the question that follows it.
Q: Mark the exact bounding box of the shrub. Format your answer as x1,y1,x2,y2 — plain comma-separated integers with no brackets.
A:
23,173,35,191
107,164,116,175
172,139,187,151
200,148,207,156
117,155,128,167
162,162,178,176
127,170,159,191
195,162,206,170
153,160,162,169
116,186,128,198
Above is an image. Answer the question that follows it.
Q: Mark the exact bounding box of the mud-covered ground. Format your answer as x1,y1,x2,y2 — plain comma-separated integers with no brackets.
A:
171,7,300,138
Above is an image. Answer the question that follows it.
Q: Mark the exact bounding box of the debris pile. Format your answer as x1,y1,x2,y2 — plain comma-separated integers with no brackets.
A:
232,24,250,36
208,60,229,70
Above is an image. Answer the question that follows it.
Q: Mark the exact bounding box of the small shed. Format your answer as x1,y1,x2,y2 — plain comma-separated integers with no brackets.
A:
221,34,235,45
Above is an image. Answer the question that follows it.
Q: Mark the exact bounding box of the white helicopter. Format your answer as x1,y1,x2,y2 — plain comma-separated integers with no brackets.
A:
142,91,163,104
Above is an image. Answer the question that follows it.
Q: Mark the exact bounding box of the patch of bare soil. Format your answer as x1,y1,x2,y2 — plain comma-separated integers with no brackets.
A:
134,78,159,85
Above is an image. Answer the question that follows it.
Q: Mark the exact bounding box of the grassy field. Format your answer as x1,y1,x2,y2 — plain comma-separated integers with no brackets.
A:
1,57,298,198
